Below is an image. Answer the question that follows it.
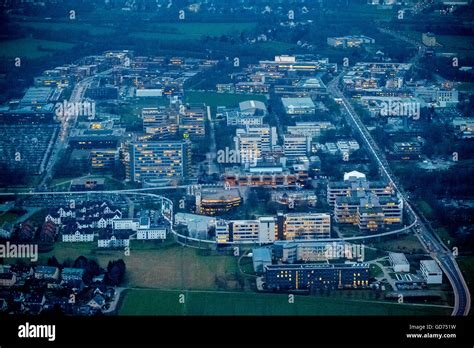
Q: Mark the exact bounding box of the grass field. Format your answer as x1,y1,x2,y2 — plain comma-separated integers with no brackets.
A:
36,242,238,289
119,288,451,316
370,235,425,254
19,22,114,36
130,22,256,41
417,200,433,218
185,91,267,108
0,212,21,224
0,38,75,59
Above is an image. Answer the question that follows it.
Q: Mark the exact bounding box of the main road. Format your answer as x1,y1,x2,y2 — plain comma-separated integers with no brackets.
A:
327,73,470,316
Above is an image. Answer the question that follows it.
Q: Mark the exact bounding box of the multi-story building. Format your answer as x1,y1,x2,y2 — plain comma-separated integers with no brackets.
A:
113,217,167,240
178,103,206,139
334,189,402,232
61,226,96,242
90,149,118,171
327,172,394,206
287,122,334,138
215,213,330,244
273,241,362,263
244,125,276,152
128,140,191,183
215,219,261,244
283,213,331,239
142,107,178,138
234,132,261,166
283,134,311,157
196,189,242,215
224,164,308,187
264,263,370,291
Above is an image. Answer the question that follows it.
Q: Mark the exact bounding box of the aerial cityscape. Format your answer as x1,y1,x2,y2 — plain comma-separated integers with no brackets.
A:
0,0,473,345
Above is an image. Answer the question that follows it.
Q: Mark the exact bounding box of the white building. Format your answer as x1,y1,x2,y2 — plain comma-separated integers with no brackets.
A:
420,260,443,284
113,217,167,240
62,228,95,243
389,252,410,273
258,217,276,243
235,131,261,165
281,97,316,115
283,134,311,157
287,122,334,138
97,233,130,249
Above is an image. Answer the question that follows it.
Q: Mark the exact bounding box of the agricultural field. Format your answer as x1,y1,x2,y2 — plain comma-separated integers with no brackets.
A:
129,22,257,41
0,38,75,59
119,288,452,316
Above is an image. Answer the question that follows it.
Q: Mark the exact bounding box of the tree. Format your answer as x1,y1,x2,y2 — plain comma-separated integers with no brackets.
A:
47,256,60,268
105,259,126,286
73,256,88,269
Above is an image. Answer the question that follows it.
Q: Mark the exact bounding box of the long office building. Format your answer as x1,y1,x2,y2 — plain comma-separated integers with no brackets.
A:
283,134,311,157
128,140,191,183
264,263,370,291
283,213,331,239
215,212,330,245
142,107,178,139
178,103,206,139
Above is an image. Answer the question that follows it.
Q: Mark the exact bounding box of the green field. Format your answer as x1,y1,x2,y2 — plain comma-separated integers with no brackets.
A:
0,212,21,224
185,91,267,108
119,289,451,316
417,200,433,218
19,21,114,36
35,242,238,289
0,38,76,59
130,22,256,41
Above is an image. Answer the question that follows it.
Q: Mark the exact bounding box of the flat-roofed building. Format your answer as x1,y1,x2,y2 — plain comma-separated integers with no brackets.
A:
128,140,191,183
389,252,410,273
179,103,206,139
284,213,331,240
281,97,316,115
287,122,334,138
264,263,370,291
283,134,311,157
420,260,443,284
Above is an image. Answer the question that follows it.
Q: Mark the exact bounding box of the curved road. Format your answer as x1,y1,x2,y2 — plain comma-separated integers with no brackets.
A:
327,72,470,316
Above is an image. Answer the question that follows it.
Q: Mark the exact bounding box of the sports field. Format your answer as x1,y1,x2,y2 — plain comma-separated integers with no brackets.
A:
119,289,452,316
